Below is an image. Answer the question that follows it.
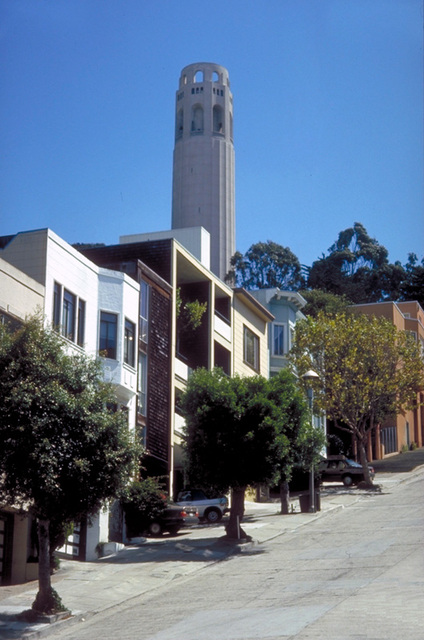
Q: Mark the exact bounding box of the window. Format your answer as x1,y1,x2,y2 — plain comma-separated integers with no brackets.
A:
99,312,118,359
62,289,76,341
213,105,224,133
191,105,204,132
139,281,149,343
273,324,284,356
53,282,62,328
138,352,147,416
77,299,86,347
124,319,136,367
243,325,259,371
52,282,85,347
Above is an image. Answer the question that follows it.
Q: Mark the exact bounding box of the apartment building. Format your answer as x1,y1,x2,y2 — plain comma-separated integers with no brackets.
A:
0,229,140,564
81,237,273,496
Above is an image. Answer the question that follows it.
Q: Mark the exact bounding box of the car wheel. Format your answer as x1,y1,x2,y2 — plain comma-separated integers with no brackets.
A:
204,508,222,523
148,521,163,536
343,475,353,487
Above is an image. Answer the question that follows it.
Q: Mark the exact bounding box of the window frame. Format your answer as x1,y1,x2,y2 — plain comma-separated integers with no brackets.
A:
272,323,285,357
137,351,147,417
62,289,76,342
124,318,136,368
139,280,149,343
99,311,118,360
52,281,86,348
243,325,260,372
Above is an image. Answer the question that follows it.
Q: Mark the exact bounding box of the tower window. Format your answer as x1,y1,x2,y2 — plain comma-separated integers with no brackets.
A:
191,105,204,132
194,70,204,83
176,109,184,138
213,105,224,134
212,71,219,82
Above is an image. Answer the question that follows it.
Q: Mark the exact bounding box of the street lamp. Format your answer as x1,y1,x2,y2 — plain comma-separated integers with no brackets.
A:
302,369,319,513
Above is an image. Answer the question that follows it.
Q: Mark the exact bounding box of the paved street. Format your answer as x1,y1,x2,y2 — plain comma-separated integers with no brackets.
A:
42,470,423,640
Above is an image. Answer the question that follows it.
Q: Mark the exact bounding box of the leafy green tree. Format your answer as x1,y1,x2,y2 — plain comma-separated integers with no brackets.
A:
400,253,424,307
307,222,405,303
290,312,424,485
227,241,305,290
181,369,281,538
180,368,322,535
300,289,352,318
0,318,139,614
121,477,167,537
268,371,326,513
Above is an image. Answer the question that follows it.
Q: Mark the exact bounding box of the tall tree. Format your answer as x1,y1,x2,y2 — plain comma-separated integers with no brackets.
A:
307,222,405,303
300,289,352,318
181,369,280,539
290,312,424,484
180,368,322,536
227,241,305,290
268,370,326,514
0,318,139,614
400,253,424,307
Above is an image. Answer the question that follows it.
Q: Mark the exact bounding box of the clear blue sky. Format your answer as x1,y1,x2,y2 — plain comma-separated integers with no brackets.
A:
1,0,422,269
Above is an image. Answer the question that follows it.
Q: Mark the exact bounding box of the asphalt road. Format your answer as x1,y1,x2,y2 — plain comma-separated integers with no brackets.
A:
49,472,423,640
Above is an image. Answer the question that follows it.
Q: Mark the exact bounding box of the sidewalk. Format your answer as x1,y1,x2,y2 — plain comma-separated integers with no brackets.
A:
1,452,423,640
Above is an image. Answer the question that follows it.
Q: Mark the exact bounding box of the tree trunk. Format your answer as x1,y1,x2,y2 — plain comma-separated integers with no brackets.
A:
32,519,64,614
358,439,373,487
280,480,290,514
225,487,250,540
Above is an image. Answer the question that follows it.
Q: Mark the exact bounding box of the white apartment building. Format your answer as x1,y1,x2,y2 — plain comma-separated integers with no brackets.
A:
0,228,140,562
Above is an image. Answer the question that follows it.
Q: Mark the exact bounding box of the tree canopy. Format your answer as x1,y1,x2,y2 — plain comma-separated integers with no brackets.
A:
300,289,352,318
180,367,323,535
226,224,422,309
290,311,424,483
227,241,305,290
0,317,139,614
307,222,405,303
400,253,424,308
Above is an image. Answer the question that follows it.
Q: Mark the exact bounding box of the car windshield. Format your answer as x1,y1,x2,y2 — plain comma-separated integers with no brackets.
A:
346,459,362,468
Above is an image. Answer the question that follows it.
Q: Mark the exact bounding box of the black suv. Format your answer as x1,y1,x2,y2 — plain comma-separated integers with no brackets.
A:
318,455,375,486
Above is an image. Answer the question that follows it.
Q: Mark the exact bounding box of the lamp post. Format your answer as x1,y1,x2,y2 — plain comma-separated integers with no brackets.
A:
302,369,319,513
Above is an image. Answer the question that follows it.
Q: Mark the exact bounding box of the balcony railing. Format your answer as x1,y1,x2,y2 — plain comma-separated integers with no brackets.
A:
175,355,193,381
214,313,231,342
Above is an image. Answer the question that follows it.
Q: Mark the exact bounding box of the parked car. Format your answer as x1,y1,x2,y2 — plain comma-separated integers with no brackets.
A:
176,489,229,523
318,455,375,487
146,502,194,537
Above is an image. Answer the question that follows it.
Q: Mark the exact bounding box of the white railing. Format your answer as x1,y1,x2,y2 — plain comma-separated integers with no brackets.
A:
214,313,231,342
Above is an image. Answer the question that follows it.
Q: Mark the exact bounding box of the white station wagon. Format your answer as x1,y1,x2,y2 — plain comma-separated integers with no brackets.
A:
176,489,229,523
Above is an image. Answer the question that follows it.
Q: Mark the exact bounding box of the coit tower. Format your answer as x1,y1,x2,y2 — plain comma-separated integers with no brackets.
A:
171,62,235,281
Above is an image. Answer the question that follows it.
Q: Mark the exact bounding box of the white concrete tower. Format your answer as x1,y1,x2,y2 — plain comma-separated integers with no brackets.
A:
172,62,235,281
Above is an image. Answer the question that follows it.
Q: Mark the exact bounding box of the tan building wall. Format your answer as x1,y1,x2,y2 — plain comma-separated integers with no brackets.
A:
0,257,45,321
232,289,273,378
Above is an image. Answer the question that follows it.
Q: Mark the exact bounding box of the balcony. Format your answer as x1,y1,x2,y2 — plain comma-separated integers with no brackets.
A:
214,312,231,342
175,355,193,382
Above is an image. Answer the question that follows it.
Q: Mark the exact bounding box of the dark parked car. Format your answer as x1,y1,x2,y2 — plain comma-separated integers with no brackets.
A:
146,502,190,537
318,455,375,487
